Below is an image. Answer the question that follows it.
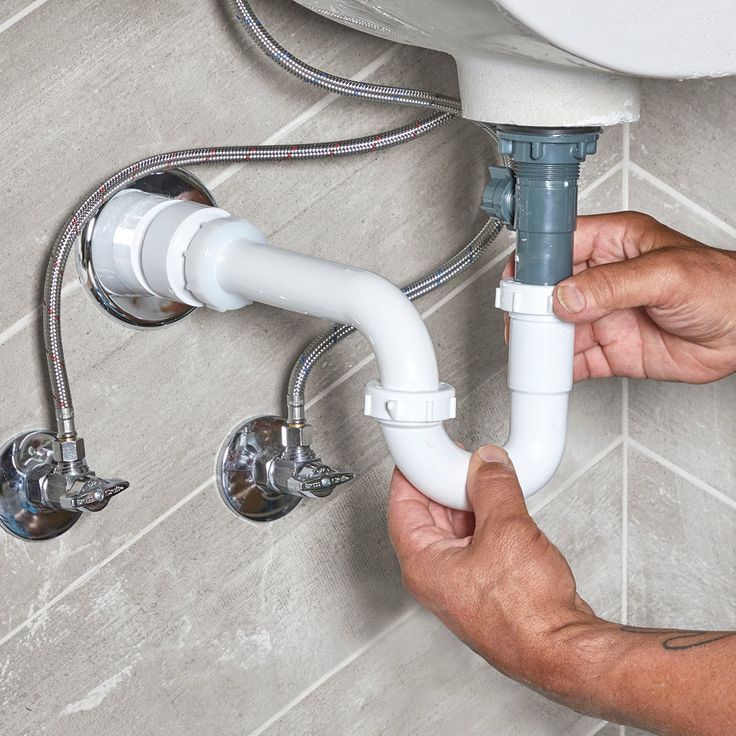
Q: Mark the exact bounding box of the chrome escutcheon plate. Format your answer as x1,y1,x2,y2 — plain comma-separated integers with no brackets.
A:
0,430,80,541
76,169,216,330
217,416,302,523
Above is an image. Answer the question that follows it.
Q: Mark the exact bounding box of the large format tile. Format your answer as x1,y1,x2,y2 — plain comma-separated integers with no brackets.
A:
631,78,736,231
627,447,736,631
629,173,735,250
0,222,624,733
629,376,736,502
0,139,622,639
0,0,627,732
259,447,623,736
535,447,623,622
0,462,412,734
628,173,736,500
264,609,599,736
0,112,505,639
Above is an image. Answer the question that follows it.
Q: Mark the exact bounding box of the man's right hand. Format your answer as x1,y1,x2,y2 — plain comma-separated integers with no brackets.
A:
544,212,736,383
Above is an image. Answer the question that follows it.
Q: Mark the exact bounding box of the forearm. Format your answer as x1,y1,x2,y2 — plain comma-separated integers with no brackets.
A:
545,621,736,735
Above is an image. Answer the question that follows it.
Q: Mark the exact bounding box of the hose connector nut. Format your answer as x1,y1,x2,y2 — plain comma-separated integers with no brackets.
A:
481,166,515,227
52,437,86,463
282,424,312,449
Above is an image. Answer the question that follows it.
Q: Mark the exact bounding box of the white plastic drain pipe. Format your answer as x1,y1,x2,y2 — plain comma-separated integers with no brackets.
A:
92,190,573,511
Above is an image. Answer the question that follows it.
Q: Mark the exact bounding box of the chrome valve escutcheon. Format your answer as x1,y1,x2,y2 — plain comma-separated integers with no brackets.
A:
0,429,129,540
217,416,354,523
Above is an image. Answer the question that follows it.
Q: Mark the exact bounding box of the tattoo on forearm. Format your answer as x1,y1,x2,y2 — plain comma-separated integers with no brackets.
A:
619,626,736,650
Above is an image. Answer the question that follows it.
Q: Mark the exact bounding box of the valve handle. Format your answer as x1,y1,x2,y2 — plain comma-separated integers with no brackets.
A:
62,477,130,512
289,469,355,499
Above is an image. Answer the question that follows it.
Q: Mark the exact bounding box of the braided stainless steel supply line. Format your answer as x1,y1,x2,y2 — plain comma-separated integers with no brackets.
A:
43,116,453,439
286,217,504,424
232,0,462,115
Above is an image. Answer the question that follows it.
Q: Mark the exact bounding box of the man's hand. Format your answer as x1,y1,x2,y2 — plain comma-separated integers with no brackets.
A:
504,212,736,383
387,444,598,694
389,447,736,735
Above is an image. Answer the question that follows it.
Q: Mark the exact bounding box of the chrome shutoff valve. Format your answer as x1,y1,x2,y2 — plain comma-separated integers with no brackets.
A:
30,471,129,513
217,416,354,523
272,424,354,499
0,429,129,540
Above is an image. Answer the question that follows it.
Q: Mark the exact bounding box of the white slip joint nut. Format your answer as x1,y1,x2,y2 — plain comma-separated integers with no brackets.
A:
495,278,556,316
364,380,457,425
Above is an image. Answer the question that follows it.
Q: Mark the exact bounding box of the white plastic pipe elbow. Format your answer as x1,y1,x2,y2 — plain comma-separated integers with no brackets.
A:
496,279,574,495
92,191,574,512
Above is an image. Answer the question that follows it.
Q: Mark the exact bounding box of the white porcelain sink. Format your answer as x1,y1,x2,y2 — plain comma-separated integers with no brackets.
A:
294,0,736,126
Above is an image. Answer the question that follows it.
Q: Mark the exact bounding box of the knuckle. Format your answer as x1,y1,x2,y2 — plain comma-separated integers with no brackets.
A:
399,554,429,595
585,266,618,307
493,515,539,556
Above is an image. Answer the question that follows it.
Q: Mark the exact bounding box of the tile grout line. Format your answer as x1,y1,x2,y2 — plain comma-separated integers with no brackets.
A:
628,439,736,512
247,607,419,736
579,159,623,201
0,0,50,35
0,150,627,650
0,281,79,347
621,123,630,211
629,161,736,241
0,478,211,649
584,720,612,736
621,124,630,629
527,436,624,517
0,46,400,347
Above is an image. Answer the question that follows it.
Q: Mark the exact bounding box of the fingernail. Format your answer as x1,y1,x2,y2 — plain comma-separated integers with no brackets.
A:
556,284,586,314
478,444,511,465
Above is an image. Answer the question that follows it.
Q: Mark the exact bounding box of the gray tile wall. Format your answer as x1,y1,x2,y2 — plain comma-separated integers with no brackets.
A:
616,76,736,736
6,3,728,736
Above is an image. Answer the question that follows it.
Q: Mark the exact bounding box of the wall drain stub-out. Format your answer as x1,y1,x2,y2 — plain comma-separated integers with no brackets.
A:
76,169,217,330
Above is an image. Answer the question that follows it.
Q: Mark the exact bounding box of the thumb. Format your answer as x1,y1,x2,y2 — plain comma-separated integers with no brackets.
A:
553,249,680,323
467,445,529,534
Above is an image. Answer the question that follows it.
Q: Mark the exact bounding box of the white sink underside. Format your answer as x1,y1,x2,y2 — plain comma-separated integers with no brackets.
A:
294,0,736,127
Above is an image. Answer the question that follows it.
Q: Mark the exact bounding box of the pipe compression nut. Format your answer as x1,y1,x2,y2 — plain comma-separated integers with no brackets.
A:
495,278,557,317
364,381,457,425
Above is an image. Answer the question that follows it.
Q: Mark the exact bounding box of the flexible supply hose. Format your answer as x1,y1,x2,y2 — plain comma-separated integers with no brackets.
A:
43,116,453,438
232,0,462,115
286,217,504,424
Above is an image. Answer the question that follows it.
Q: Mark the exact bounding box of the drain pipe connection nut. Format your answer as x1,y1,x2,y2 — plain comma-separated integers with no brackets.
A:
364,380,457,425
